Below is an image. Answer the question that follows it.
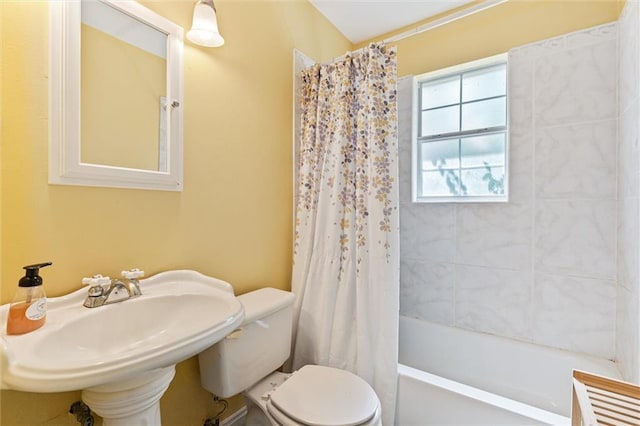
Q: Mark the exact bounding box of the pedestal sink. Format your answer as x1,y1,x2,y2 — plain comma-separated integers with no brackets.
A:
0,270,244,425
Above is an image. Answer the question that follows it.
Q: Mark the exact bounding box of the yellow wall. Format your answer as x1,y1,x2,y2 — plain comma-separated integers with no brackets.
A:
358,0,622,77
0,0,349,424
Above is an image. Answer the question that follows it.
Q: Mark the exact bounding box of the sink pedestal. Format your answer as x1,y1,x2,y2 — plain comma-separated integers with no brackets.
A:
82,366,176,426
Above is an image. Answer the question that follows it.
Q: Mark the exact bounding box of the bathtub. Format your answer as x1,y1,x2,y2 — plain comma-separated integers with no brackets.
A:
396,316,622,425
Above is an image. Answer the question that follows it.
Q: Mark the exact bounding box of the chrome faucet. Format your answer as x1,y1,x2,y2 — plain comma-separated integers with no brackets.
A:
82,269,144,308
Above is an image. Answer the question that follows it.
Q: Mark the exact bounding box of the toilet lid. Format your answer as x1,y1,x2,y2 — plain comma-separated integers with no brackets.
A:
269,365,379,426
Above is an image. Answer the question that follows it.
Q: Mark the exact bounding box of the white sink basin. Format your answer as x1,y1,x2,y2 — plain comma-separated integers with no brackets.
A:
0,270,244,393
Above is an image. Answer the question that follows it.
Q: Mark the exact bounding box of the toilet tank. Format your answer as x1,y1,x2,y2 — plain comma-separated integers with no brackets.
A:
198,287,295,398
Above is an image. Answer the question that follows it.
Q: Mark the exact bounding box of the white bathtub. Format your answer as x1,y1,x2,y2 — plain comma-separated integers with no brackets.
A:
396,316,622,425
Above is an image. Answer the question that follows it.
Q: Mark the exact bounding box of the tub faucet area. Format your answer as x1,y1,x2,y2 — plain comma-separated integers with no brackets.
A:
82,269,144,308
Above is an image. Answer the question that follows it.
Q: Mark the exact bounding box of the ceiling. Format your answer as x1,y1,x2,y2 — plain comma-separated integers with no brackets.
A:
309,0,477,44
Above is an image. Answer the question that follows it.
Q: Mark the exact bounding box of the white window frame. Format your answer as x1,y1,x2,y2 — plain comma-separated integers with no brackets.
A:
412,53,509,203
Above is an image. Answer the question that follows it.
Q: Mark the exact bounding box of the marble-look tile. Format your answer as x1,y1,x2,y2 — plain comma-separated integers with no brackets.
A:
397,77,413,124
397,142,412,205
507,56,535,206
616,284,639,383
564,22,617,48
400,203,455,262
534,39,617,127
619,101,640,198
616,2,640,378
618,196,639,292
532,273,616,359
455,265,531,340
396,22,625,355
397,77,413,126
507,132,534,205
456,203,532,270
535,120,616,199
397,75,413,92
400,259,455,325
619,0,639,114
508,23,616,63
508,56,533,132
535,199,616,280
397,78,414,205
509,35,566,63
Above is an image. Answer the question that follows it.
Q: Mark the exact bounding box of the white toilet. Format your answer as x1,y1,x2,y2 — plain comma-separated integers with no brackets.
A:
198,288,382,426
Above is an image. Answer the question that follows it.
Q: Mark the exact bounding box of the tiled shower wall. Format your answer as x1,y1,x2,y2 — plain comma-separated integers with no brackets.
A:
399,22,619,360
617,0,640,383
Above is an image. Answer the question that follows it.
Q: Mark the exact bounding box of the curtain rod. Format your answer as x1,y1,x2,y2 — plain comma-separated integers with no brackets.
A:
332,0,508,62
384,0,508,44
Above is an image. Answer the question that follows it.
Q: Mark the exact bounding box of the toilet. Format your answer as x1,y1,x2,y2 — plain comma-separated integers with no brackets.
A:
198,288,382,426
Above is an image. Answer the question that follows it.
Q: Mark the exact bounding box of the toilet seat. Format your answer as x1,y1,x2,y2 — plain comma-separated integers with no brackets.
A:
266,400,381,426
265,365,380,426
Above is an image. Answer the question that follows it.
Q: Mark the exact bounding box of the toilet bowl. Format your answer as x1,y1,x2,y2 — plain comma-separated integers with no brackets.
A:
198,288,382,426
248,366,381,426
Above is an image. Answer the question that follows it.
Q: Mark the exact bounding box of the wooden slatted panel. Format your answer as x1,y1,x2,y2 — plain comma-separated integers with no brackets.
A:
574,371,640,400
596,421,620,426
588,391,640,422
572,370,640,426
587,387,640,410
593,408,638,425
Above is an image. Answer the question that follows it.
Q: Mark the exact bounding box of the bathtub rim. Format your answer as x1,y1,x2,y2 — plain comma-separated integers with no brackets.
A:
398,363,571,425
399,315,622,417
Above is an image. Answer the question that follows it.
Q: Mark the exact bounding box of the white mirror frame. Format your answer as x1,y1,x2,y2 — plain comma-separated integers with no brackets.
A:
49,0,184,191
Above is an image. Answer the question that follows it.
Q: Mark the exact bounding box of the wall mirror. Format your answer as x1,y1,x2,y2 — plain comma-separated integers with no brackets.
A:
49,0,184,191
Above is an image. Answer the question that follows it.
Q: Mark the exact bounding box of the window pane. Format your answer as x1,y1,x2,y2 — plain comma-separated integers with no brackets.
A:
461,166,505,196
422,139,460,171
414,56,508,202
422,170,464,197
462,64,506,102
461,97,505,131
421,105,460,137
460,133,506,168
421,75,460,109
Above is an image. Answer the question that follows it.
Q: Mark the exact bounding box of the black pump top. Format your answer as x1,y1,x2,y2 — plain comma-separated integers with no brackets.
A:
19,262,53,287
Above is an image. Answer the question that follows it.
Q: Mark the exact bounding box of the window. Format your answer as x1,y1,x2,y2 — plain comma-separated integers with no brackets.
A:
413,54,508,202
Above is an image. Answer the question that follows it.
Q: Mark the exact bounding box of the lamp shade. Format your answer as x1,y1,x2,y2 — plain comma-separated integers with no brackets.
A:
187,0,224,47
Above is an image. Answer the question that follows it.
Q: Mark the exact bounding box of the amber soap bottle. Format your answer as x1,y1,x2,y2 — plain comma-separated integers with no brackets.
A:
6,262,52,335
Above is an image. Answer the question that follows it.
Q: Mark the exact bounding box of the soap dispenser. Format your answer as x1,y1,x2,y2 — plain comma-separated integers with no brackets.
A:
6,262,52,335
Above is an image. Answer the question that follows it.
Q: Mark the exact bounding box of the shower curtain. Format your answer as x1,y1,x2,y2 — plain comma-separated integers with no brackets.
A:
291,43,399,425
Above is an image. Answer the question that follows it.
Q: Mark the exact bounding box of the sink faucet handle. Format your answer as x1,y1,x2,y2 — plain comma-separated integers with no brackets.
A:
121,269,144,279
82,274,111,287
82,275,111,299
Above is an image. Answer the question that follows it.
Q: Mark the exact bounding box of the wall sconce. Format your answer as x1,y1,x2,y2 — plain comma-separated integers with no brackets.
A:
187,0,224,47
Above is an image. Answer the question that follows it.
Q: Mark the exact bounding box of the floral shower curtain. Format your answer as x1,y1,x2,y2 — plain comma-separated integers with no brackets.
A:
291,43,399,425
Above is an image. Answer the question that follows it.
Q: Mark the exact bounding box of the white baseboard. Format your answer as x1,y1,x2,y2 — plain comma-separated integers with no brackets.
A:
220,405,247,426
